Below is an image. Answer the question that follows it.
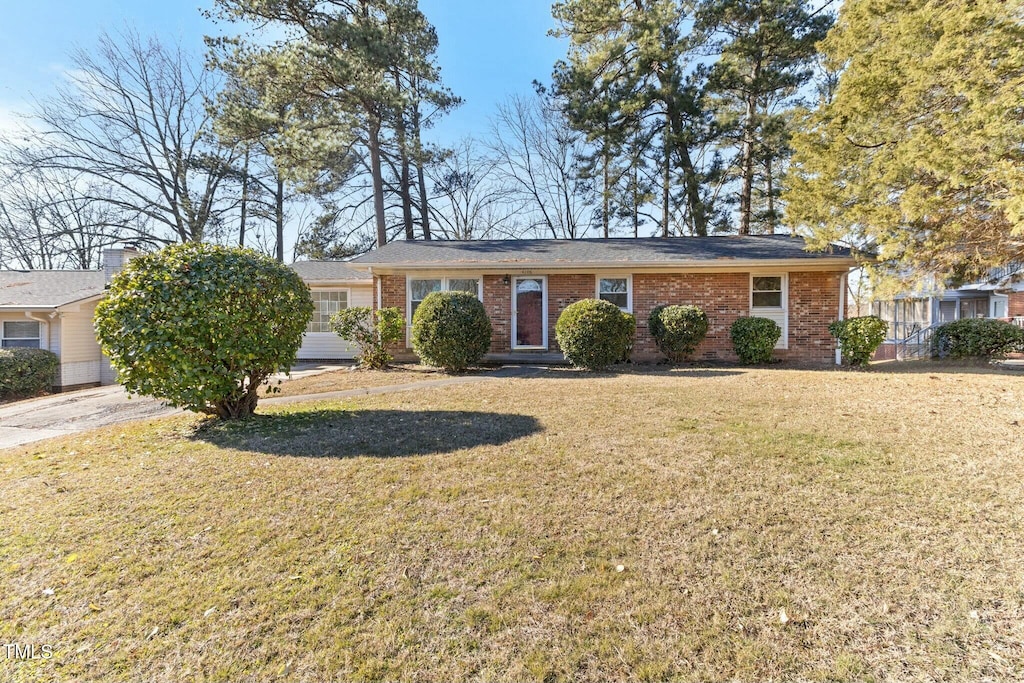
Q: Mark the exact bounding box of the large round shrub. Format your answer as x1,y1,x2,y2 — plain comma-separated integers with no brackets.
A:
0,348,59,398
648,304,709,362
829,315,888,367
555,298,635,371
94,243,313,419
730,316,781,364
411,291,492,372
930,318,1024,359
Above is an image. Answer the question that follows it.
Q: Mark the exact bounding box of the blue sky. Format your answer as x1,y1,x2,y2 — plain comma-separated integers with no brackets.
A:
0,0,566,142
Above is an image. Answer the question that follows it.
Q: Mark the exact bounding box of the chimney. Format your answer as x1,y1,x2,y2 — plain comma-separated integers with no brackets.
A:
103,247,140,284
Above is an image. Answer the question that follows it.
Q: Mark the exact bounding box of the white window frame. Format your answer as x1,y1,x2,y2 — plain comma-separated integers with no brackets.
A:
595,274,632,312
406,275,485,343
511,275,548,350
749,273,789,350
306,288,351,334
1,320,42,349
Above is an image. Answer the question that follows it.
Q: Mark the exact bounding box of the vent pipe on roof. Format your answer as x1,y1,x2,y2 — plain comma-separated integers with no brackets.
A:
102,247,141,284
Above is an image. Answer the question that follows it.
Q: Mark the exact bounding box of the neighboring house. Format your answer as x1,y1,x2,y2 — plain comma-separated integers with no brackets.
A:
872,265,1024,360
348,236,857,364
0,250,135,389
290,261,373,361
0,251,374,390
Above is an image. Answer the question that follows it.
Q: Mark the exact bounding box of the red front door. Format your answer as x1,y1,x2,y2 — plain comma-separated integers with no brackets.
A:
514,277,545,348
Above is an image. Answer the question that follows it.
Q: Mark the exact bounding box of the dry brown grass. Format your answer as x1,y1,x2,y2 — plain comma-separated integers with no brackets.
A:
2,364,1023,682
273,364,467,397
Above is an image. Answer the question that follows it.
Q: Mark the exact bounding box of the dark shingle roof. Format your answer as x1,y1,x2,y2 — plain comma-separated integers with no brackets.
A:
0,270,106,308
290,261,372,282
349,235,853,268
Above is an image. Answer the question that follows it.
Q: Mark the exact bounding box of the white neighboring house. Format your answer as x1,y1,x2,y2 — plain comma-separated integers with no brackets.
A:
0,252,373,392
0,268,112,390
290,261,373,361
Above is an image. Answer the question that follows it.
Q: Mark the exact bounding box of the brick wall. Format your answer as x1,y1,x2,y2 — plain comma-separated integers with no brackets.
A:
1009,292,1024,318
483,275,511,353
378,270,845,364
777,271,843,364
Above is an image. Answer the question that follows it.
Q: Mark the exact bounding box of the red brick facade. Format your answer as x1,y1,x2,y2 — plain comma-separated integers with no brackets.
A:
377,270,846,364
1009,292,1024,318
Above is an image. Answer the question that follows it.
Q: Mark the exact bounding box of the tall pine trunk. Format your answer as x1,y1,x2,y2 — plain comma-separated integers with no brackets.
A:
738,93,757,235
275,172,285,262
396,116,415,240
410,98,432,240
238,149,249,247
367,112,388,249
662,114,671,237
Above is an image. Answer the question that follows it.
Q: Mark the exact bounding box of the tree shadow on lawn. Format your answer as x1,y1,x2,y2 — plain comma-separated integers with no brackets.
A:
191,408,542,458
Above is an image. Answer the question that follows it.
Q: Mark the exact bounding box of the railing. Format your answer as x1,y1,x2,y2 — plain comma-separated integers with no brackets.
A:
895,323,941,361
1010,317,1024,329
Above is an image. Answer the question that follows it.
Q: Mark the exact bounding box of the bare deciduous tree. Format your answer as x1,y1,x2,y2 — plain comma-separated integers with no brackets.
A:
489,89,596,239
427,138,521,240
14,29,235,245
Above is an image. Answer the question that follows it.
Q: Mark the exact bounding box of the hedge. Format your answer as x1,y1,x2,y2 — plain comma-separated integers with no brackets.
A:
0,348,59,398
930,318,1024,359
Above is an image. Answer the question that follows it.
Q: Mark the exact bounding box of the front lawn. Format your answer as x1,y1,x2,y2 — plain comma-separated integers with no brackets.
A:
274,364,460,398
1,366,1022,681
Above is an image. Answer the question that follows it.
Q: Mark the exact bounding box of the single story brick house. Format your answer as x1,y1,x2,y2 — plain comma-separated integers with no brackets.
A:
348,236,857,364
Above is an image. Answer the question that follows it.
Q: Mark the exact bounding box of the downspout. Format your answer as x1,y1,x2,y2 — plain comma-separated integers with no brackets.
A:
23,311,52,352
23,310,57,387
371,267,380,312
835,272,848,365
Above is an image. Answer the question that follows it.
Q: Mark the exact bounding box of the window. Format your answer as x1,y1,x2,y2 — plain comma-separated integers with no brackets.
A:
409,277,482,320
447,278,480,297
306,290,349,333
597,277,630,311
2,321,41,348
409,279,443,320
752,276,784,308
959,298,988,320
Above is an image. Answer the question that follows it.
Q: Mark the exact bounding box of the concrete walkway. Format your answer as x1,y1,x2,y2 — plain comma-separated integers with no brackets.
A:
0,364,545,450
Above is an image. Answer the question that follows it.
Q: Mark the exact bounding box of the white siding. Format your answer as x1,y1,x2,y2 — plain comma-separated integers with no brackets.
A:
57,304,104,386
750,274,789,350
296,284,373,360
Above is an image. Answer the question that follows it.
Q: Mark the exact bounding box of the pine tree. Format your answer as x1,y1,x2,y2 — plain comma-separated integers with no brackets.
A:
785,0,1024,282
699,0,833,235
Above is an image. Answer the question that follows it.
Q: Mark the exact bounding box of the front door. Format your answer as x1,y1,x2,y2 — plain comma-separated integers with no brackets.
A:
513,277,546,349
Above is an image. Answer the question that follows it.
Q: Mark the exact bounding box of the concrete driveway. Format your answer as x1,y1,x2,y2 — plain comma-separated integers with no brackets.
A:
0,364,348,450
0,385,175,449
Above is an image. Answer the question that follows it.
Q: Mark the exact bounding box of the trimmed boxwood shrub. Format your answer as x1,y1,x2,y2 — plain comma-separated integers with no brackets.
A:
829,315,888,367
555,298,635,371
648,304,709,362
930,318,1024,359
730,316,781,364
0,348,59,398
411,291,492,372
94,243,314,419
